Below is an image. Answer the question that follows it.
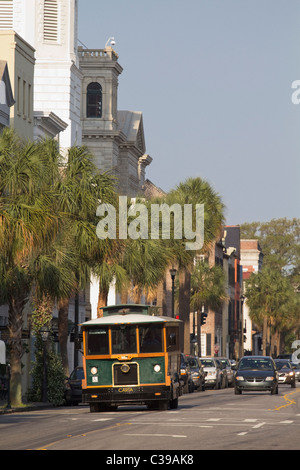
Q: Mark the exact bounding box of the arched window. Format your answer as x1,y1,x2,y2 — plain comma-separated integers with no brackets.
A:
86,82,102,118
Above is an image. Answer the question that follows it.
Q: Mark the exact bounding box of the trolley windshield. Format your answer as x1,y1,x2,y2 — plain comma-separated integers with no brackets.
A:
85,323,165,355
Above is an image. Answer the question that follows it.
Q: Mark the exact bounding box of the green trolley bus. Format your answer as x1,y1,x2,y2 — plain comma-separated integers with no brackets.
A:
80,304,183,412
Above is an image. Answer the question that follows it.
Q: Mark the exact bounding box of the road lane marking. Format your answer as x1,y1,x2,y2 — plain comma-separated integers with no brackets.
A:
93,418,114,421
124,433,187,438
35,422,132,450
268,388,300,411
252,422,265,429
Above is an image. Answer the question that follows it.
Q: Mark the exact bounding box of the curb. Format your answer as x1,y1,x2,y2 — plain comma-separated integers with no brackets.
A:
0,401,53,414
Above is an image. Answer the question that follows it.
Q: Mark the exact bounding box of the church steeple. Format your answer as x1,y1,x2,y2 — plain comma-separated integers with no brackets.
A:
79,45,123,131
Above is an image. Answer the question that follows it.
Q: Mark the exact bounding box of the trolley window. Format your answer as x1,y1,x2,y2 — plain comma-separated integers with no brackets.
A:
111,325,137,354
166,326,179,352
87,328,109,355
139,324,163,353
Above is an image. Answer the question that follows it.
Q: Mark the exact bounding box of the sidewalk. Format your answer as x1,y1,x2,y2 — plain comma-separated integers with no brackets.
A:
0,398,53,414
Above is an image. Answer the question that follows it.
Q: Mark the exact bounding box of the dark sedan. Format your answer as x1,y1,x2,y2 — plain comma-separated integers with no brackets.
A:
234,356,278,395
64,366,84,405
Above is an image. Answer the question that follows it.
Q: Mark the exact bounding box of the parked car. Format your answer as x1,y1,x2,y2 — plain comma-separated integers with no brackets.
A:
64,366,84,405
234,356,278,395
186,355,206,391
274,359,296,388
291,362,300,382
277,354,293,360
218,357,234,387
199,357,225,390
180,353,195,393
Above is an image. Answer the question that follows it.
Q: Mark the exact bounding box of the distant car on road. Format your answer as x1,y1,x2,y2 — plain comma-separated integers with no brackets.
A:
291,362,300,382
218,357,234,387
200,357,225,390
180,353,195,393
186,355,206,391
274,359,296,388
234,356,278,395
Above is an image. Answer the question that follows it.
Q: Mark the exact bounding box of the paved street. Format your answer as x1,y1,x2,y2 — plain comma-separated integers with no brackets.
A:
1,383,300,451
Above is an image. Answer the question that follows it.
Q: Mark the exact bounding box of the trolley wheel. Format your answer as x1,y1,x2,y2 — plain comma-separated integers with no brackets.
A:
90,403,101,412
158,400,168,410
90,403,113,412
170,397,178,409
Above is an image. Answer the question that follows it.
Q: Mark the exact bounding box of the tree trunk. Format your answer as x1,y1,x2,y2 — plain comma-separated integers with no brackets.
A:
179,268,191,354
262,316,268,356
8,297,26,407
97,286,108,317
58,298,70,377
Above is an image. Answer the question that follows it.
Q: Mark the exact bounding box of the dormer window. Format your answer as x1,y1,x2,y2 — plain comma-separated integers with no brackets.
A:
86,82,102,118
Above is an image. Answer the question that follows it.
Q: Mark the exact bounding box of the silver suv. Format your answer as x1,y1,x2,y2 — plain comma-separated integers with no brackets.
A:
199,357,225,389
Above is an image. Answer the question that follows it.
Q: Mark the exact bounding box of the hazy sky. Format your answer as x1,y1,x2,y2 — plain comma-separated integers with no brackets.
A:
78,0,300,225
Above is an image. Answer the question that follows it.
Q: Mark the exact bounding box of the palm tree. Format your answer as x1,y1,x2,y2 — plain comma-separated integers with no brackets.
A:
164,177,225,353
191,259,227,312
0,130,61,406
122,237,173,304
191,259,227,354
54,145,117,371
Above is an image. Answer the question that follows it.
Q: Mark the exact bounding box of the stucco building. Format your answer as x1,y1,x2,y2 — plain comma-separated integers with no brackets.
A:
240,239,263,354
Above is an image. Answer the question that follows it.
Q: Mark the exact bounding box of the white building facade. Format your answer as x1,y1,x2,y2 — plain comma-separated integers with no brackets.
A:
0,0,81,148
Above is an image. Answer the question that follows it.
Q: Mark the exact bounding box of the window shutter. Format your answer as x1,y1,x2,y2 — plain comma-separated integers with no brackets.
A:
43,0,58,42
0,1,13,29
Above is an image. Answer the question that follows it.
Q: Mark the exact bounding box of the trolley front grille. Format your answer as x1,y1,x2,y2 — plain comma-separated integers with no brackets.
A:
113,363,138,386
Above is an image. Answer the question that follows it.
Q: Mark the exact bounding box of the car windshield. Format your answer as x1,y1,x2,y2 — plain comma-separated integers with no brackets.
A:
201,359,215,367
239,358,273,371
275,361,291,370
219,359,229,366
70,368,84,380
188,358,199,368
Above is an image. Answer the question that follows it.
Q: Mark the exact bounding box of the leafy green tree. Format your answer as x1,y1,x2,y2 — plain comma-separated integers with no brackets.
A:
240,218,300,274
241,218,300,351
245,266,298,355
27,295,65,406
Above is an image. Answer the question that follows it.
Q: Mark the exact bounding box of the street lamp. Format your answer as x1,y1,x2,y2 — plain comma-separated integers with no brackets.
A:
105,36,116,48
169,268,177,318
40,326,50,403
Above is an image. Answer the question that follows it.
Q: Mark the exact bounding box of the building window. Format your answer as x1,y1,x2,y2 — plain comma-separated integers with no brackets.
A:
86,82,102,118
43,0,58,42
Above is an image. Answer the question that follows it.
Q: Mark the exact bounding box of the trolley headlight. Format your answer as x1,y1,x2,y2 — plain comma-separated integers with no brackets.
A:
153,364,161,373
90,366,98,375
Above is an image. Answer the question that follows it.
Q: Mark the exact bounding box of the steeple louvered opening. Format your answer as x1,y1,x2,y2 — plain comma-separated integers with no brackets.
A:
43,0,58,42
